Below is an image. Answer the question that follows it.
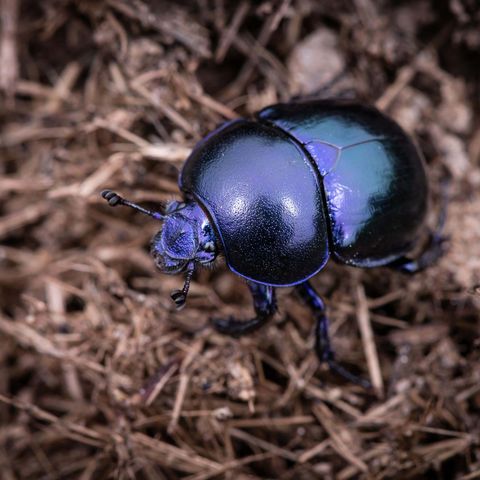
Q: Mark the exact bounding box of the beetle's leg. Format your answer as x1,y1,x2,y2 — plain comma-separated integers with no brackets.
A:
296,281,372,389
388,233,447,274
212,281,276,337
389,182,449,274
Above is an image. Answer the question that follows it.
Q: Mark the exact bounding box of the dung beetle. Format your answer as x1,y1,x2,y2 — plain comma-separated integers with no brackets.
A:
102,99,446,388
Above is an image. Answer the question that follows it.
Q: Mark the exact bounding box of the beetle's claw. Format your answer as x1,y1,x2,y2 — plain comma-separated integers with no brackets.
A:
171,290,186,310
325,359,373,390
101,190,122,207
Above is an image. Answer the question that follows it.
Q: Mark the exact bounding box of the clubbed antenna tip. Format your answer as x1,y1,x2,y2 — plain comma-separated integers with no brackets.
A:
101,190,123,206
170,290,187,310
170,264,195,310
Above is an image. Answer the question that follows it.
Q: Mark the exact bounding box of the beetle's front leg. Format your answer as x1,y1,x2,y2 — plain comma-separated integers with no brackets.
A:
212,281,276,337
296,281,372,389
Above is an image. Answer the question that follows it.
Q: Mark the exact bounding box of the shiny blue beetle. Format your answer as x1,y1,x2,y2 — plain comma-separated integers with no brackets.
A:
102,99,445,387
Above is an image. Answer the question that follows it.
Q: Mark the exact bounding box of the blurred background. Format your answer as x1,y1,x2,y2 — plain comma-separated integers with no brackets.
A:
0,0,479,478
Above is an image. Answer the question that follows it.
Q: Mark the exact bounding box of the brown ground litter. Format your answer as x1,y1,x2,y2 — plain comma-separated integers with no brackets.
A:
0,1,479,478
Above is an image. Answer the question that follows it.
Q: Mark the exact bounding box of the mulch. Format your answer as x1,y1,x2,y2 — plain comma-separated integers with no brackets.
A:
0,0,479,478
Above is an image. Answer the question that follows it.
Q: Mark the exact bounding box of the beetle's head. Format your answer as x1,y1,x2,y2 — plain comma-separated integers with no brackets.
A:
101,190,218,309
150,200,218,275
150,200,218,308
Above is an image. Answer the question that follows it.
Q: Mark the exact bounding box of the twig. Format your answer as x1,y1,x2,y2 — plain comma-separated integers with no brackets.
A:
0,203,49,240
106,0,211,58
356,284,384,397
215,1,249,62
0,0,19,100
312,403,368,473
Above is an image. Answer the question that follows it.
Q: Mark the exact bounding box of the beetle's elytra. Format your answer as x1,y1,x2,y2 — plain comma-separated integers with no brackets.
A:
102,99,445,388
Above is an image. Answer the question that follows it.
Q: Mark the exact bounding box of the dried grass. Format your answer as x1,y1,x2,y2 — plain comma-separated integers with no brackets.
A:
1,0,479,478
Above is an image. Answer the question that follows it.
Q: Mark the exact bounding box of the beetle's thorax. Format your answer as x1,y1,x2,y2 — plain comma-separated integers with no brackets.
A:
150,200,218,274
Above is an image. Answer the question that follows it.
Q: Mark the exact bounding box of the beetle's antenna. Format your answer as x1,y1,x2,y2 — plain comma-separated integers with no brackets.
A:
101,190,166,220
170,263,195,310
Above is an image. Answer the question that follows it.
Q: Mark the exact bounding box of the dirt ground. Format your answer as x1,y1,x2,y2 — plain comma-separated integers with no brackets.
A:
1,0,480,478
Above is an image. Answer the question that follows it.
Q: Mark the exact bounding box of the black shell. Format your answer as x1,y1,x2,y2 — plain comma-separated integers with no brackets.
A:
180,100,428,286
180,120,330,286
258,100,428,267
